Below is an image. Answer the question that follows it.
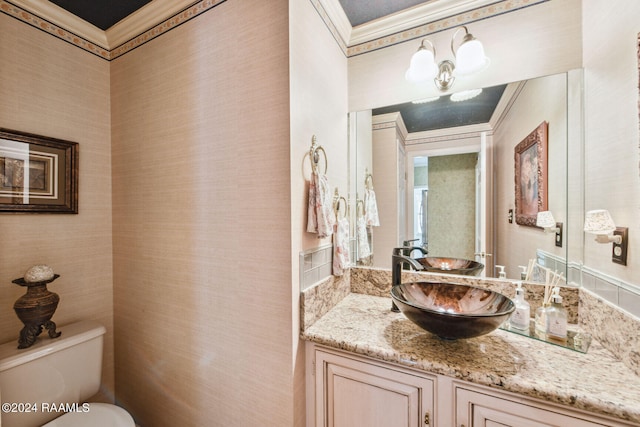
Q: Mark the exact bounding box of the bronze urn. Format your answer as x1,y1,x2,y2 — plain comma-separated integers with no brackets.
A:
12,266,62,349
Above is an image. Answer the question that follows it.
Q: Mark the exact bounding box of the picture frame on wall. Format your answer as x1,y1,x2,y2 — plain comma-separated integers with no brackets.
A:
514,121,548,227
0,128,78,213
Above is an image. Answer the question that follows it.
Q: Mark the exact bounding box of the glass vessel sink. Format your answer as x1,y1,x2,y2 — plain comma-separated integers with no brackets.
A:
414,257,484,276
391,281,514,340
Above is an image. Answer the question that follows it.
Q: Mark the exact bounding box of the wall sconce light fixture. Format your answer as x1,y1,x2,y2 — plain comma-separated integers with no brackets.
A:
536,211,563,247
405,26,489,92
583,209,628,265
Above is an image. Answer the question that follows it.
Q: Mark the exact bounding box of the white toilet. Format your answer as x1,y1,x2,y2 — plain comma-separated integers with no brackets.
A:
0,320,135,427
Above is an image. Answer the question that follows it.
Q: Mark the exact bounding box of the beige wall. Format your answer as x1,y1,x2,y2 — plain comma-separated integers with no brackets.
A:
494,73,568,277
111,1,294,425
0,12,114,397
290,0,349,426
291,0,349,255
582,1,640,287
289,0,348,423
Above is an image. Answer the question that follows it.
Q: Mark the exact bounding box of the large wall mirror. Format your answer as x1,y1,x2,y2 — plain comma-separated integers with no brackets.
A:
349,71,583,284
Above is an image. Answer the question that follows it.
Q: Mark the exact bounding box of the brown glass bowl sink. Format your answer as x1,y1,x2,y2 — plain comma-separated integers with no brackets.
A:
415,257,484,276
390,282,514,340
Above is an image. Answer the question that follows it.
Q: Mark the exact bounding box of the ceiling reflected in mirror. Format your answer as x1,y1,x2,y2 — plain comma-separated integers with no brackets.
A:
372,84,507,133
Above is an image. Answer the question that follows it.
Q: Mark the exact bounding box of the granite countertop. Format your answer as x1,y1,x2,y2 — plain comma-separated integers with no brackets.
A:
302,292,640,425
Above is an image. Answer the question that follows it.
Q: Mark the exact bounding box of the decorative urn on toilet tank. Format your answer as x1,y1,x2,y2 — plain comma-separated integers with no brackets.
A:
11,264,62,349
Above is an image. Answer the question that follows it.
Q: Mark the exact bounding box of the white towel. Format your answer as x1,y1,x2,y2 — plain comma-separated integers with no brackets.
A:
332,216,350,276
364,188,380,227
307,171,335,238
357,216,371,260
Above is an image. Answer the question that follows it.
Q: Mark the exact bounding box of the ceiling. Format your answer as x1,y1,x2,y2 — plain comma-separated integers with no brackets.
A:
41,0,503,131
46,0,433,31
373,85,507,133
337,0,433,27
48,0,152,31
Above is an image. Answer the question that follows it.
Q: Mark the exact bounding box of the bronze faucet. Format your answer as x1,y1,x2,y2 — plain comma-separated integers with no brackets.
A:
391,247,424,312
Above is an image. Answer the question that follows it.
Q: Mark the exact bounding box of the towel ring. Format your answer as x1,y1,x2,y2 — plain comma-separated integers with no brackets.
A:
333,188,347,219
309,135,328,174
364,168,374,190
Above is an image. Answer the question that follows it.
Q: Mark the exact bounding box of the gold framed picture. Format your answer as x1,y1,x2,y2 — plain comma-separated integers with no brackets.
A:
514,121,548,227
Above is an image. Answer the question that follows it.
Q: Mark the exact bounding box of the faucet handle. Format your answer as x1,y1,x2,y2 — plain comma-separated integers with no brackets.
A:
402,238,419,246
393,247,407,255
474,252,493,258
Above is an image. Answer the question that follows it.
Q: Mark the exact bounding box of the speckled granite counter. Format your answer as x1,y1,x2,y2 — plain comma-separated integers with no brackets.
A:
301,274,640,425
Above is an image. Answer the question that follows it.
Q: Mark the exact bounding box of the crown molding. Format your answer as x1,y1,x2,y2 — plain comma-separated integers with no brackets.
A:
489,80,526,131
372,112,408,140
406,122,492,143
8,0,198,50
317,0,351,47
8,0,109,48
106,0,198,49
349,0,497,46
320,0,501,48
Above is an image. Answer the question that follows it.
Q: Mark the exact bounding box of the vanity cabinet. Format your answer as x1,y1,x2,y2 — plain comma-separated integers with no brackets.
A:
306,343,637,427
310,347,435,427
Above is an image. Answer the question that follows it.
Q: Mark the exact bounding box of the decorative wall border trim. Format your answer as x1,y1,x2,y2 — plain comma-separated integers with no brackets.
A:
110,0,226,60
0,1,110,59
311,0,548,58
0,0,227,61
3,0,548,60
345,0,549,57
405,130,487,147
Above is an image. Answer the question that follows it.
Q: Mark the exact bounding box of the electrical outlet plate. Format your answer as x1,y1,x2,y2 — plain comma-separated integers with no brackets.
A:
555,222,563,248
612,227,628,265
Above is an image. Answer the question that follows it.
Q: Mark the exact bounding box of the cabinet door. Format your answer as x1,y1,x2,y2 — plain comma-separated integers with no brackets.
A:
315,350,434,427
456,387,609,427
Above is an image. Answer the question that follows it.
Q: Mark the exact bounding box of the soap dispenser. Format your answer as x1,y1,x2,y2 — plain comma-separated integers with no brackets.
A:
518,265,528,280
509,282,530,330
545,288,567,340
496,265,506,279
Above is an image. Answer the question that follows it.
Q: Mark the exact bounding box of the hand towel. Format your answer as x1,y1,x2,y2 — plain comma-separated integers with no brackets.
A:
364,188,380,227
357,216,371,260
332,216,350,276
307,170,335,238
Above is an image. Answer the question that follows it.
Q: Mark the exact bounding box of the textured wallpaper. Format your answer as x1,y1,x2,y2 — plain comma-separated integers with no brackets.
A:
427,153,477,259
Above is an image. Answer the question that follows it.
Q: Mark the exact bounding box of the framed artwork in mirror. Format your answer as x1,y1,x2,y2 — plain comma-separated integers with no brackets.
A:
514,121,548,227
0,129,78,213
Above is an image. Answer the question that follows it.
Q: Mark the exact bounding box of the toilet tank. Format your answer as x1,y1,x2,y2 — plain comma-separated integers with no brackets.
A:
0,320,106,427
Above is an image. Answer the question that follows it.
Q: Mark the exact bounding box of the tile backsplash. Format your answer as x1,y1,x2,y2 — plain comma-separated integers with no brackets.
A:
580,266,640,318
300,244,333,290
536,250,640,319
